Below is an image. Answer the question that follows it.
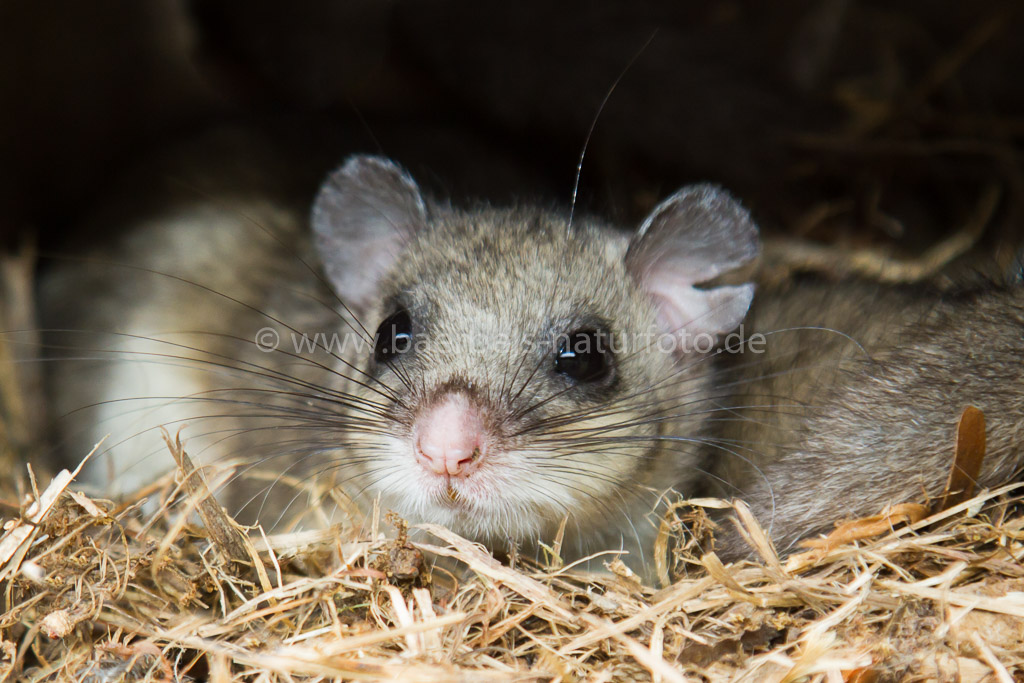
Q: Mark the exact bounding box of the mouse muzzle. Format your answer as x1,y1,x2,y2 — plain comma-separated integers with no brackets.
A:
413,392,487,478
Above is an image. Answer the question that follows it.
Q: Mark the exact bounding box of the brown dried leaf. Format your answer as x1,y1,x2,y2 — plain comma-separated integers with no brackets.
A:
799,502,929,550
937,405,987,512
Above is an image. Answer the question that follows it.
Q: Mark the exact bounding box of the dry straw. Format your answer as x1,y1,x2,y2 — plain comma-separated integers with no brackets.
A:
2,426,1023,683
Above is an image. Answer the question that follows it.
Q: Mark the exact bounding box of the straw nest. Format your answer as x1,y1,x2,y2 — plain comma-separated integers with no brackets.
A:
1,6,1020,680
2,424,1023,683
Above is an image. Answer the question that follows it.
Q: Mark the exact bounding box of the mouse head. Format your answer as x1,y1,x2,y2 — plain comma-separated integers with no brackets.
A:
312,156,759,554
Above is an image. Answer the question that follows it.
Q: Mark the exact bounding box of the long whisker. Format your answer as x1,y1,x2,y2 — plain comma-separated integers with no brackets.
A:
566,30,658,232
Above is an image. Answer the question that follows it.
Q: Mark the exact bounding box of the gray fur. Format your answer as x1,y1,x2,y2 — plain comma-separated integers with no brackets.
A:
39,133,1024,574
710,281,1024,558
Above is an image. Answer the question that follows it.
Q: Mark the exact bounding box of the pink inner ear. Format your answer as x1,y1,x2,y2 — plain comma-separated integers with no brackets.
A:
646,271,755,343
345,235,407,307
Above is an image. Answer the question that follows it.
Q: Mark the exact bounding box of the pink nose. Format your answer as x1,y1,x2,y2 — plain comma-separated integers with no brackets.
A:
415,393,485,476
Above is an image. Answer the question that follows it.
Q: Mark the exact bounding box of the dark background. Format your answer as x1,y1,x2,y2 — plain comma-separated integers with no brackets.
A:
2,1,1023,258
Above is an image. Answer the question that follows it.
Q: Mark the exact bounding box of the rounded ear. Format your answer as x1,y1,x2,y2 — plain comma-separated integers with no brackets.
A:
626,184,760,346
311,155,427,311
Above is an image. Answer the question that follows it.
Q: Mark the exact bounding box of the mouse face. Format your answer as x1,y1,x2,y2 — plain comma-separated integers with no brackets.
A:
311,156,759,553
354,213,678,542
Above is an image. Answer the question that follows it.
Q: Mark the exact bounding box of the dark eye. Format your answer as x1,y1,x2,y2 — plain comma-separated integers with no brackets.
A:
554,329,611,383
374,309,413,364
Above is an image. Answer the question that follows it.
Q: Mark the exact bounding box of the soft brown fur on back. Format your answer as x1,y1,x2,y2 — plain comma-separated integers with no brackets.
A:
712,280,1024,557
